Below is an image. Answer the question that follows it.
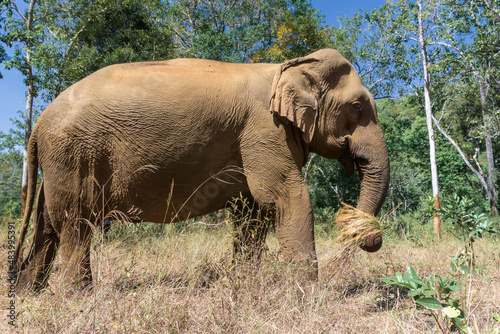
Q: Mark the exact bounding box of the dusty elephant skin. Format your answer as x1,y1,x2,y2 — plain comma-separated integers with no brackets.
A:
15,48,389,291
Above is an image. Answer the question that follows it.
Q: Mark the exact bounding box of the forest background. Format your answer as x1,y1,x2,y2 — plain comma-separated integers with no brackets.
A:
0,0,498,229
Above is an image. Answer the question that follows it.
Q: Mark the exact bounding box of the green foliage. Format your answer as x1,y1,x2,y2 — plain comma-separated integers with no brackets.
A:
364,1,420,91
382,266,468,332
442,193,497,242
0,151,22,217
251,0,329,62
305,156,359,211
328,10,407,99
0,109,41,218
0,1,5,77
366,0,499,215
376,95,492,218
1,0,175,103
422,195,438,222
0,43,5,78
0,126,23,217
382,192,497,333
313,206,337,236
377,97,429,213
167,0,263,61
167,0,329,63
74,0,174,71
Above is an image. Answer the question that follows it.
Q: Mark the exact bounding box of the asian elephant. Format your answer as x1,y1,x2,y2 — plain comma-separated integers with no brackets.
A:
15,48,389,291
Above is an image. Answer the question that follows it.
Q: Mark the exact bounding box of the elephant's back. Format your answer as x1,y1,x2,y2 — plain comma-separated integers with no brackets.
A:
33,57,278,191
37,57,277,143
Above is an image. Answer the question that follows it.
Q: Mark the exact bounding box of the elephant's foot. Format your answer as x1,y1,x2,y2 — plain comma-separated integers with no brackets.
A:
59,259,93,291
16,263,50,294
16,246,56,294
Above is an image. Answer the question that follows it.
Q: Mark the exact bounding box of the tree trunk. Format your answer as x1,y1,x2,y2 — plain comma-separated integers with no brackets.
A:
21,0,37,214
417,0,442,238
475,69,498,216
21,55,34,211
484,133,498,216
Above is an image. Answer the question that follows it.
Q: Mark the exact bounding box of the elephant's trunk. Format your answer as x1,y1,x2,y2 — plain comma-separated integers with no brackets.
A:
346,122,390,252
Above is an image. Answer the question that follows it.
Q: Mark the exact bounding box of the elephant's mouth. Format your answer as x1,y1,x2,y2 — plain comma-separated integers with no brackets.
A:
337,136,356,175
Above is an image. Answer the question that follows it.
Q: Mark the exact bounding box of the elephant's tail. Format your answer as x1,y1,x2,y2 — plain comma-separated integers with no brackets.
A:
15,127,39,272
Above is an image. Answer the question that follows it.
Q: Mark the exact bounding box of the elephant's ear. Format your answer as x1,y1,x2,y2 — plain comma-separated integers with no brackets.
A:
270,56,321,144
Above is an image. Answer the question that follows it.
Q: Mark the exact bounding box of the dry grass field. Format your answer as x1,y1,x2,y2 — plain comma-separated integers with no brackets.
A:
1,218,499,333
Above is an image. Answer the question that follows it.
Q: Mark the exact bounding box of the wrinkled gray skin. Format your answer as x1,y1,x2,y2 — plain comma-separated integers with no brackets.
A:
16,49,389,290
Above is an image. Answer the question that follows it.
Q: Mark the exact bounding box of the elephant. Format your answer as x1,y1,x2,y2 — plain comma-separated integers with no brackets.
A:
15,48,389,291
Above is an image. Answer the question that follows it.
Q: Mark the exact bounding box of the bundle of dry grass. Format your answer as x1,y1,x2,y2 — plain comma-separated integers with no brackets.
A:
324,203,382,282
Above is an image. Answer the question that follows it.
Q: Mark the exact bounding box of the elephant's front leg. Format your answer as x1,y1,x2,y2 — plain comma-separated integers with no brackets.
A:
272,184,318,281
244,169,318,280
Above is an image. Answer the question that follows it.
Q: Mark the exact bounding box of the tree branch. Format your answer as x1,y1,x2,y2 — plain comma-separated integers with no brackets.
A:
373,95,392,100
303,153,317,182
428,41,465,57
368,77,386,91
64,6,112,58
431,114,490,192
478,0,500,19
168,26,192,49
472,148,485,177
316,165,338,195
9,0,27,22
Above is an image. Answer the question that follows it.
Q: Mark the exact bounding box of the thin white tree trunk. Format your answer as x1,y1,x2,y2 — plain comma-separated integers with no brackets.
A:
21,0,37,213
484,129,498,215
431,38,498,216
417,0,441,238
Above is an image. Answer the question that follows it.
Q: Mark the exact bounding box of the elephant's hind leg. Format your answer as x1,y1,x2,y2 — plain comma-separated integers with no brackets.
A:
232,196,272,263
58,216,94,289
18,184,60,292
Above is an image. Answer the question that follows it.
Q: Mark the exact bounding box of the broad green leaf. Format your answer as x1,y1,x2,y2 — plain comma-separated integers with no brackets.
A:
381,275,414,289
460,264,471,274
408,290,421,297
380,277,397,285
451,317,467,330
422,289,436,297
407,267,418,280
415,298,443,310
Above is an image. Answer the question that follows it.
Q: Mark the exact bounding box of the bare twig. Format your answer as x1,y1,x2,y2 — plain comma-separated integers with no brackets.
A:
472,148,485,177
303,153,317,182
9,0,28,22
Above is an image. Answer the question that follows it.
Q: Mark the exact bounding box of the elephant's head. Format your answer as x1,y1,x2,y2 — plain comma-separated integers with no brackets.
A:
270,48,390,252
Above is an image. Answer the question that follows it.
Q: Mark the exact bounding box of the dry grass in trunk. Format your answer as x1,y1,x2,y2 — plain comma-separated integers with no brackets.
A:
324,203,382,282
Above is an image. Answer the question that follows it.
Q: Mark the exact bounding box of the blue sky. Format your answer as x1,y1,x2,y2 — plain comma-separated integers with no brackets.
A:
0,0,387,134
